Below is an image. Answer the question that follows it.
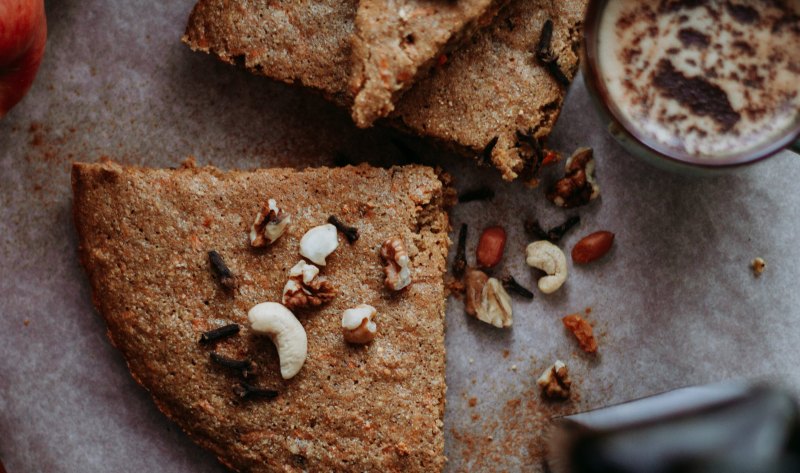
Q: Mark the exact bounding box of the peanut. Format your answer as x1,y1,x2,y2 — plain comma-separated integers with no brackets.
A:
572,231,615,264
476,226,507,269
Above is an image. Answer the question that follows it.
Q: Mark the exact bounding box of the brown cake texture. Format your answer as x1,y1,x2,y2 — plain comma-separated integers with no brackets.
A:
182,0,358,107
72,159,452,472
348,0,505,128
181,0,586,180
392,0,587,181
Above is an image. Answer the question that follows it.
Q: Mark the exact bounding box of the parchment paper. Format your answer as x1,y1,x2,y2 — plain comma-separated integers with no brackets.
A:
2,1,800,471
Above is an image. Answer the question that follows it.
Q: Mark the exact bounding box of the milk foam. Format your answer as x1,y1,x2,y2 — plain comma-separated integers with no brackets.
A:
598,0,800,160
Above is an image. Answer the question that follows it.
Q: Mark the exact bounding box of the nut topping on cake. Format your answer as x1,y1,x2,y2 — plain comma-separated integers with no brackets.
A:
341,304,378,344
250,199,291,247
282,260,336,310
381,237,411,291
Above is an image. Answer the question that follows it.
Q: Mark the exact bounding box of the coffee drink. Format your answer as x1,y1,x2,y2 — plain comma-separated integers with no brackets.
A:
597,0,800,160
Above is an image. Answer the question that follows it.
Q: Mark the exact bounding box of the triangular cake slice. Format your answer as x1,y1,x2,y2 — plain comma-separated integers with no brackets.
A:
392,0,587,181
72,159,451,472
182,0,586,181
348,0,506,127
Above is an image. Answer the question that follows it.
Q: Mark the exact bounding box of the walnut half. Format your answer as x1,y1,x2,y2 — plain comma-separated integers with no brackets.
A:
250,199,291,247
547,147,600,208
282,261,336,310
537,360,571,400
380,237,412,291
464,268,513,328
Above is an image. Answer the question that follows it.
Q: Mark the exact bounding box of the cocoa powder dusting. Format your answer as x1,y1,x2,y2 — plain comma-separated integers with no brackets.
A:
652,59,741,131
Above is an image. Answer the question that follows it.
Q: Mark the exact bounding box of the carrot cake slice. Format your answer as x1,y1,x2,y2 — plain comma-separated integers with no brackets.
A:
182,0,586,180
72,159,452,472
348,0,506,127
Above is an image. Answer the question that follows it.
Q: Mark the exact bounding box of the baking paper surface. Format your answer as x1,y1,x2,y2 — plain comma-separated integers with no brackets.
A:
2,1,799,471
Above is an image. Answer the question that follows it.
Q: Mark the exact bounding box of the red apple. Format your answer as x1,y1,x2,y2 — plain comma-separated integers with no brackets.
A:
0,0,47,118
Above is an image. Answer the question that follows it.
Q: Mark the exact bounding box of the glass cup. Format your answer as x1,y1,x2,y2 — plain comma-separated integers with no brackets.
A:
582,0,800,174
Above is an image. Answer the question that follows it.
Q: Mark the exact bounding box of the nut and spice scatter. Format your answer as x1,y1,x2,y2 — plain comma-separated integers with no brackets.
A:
327,215,359,243
547,147,600,208
299,223,339,266
572,231,615,264
476,226,507,269
537,360,572,400
199,323,240,344
525,241,568,294
249,199,291,247
562,314,598,354
282,260,336,310
380,237,412,291
751,257,766,277
341,304,378,345
208,250,237,292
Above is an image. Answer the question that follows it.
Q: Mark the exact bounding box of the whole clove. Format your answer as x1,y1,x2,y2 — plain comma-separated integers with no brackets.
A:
210,351,255,378
525,220,550,242
234,382,279,400
525,216,580,243
481,136,499,163
199,323,240,344
458,187,495,203
502,275,535,299
328,215,359,243
452,224,468,278
516,129,544,180
208,250,237,291
535,19,571,87
547,216,580,242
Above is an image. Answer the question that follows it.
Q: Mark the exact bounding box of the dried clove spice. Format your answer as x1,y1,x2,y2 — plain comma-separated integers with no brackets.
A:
535,19,571,87
328,215,359,243
502,276,534,299
525,216,580,243
458,187,495,203
525,220,550,241
208,250,237,291
199,323,240,344
547,216,580,242
234,382,279,400
480,136,499,163
452,223,468,279
210,352,255,378
516,129,544,182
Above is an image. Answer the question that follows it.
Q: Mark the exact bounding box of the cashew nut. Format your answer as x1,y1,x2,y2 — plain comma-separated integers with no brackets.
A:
525,241,567,294
247,302,307,379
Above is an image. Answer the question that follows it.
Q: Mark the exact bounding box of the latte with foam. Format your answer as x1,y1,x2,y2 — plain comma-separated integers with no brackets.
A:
597,0,800,160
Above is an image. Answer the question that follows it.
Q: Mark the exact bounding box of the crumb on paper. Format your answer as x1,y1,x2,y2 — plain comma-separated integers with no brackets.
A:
23,319,30,327
751,257,766,277
468,397,477,407
562,313,598,354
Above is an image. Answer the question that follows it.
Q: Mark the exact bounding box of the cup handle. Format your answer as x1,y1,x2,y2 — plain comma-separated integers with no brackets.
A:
791,140,800,155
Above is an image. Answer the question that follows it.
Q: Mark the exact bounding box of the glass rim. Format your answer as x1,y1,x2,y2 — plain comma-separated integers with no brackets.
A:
582,0,800,169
